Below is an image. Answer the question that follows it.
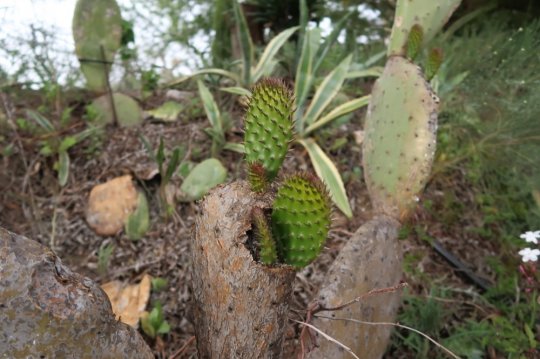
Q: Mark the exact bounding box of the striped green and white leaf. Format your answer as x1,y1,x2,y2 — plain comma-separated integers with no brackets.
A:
301,55,352,131
305,95,370,135
294,28,321,128
220,86,252,97
252,26,298,82
167,69,240,87
197,80,222,135
58,150,70,187
232,0,254,86
297,138,352,218
346,66,384,79
313,13,351,74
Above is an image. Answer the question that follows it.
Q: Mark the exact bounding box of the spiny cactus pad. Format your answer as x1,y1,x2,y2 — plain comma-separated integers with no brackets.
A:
271,173,331,268
363,56,439,220
244,79,294,189
252,208,277,265
72,0,122,92
387,0,461,57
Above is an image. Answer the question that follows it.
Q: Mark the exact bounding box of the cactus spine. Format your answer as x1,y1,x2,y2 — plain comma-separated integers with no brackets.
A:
244,78,294,191
271,173,331,268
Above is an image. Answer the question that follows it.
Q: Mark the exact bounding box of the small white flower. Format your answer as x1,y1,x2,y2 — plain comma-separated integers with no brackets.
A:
519,248,540,262
520,230,540,244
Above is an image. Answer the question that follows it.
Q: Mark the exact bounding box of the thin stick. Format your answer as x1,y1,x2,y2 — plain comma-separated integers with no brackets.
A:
99,45,118,125
318,282,408,312
169,335,196,359
291,319,360,359
315,315,460,359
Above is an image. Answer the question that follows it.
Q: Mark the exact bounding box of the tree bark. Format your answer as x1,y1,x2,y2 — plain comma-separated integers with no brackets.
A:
0,227,153,359
307,215,403,359
191,181,296,358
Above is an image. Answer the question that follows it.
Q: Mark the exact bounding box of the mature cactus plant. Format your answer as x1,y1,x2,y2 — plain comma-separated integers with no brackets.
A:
244,78,294,191
191,78,331,357
308,1,461,358
72,0,122,92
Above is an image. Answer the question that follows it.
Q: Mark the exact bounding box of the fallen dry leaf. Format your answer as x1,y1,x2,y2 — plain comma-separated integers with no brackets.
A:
101,274,152,328
86,175,138,236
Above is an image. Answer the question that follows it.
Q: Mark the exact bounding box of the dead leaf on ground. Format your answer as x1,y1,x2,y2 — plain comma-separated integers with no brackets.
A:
101,274,152,328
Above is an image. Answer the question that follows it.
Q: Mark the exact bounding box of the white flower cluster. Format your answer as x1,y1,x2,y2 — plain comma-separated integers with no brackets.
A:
518,231,540,262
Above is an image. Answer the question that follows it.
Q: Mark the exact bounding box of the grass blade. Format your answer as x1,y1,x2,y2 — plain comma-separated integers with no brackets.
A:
233,0,254,85
305,95,370,135
223,142,245,153
297,138,352,218
252,26,298,82
303,55,352,128
197,80,222,134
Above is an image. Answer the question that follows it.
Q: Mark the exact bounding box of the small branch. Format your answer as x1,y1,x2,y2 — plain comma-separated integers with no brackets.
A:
169,335,195,359
315,315,460,359
317,282,408,312
291,320,360,359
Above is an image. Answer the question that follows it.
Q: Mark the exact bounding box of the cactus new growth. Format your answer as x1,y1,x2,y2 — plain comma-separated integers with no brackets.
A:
363,56,439,220
244,79,294,191
252,208,278,265
406,24,424,61
425,48,444,81
271,173,331,268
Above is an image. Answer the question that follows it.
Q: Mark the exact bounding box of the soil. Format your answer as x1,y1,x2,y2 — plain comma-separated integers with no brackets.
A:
0,89,500,358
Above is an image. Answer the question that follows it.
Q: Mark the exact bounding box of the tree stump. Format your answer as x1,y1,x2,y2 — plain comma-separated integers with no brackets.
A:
191,181,296,358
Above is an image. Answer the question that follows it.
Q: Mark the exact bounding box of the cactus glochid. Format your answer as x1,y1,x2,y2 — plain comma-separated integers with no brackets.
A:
244,78,294,191
271,173,332,268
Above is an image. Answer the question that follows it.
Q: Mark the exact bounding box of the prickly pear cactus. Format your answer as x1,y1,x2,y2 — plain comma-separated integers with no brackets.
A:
387,0,461,57
363,56,439,220
244,79,294,190
72,0,122,92
271,173,331,268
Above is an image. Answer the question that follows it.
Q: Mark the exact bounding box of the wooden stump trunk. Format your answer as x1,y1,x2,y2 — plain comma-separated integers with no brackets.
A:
191,181,296,358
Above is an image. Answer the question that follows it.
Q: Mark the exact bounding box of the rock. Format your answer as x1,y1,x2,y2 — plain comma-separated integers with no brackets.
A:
0,226,153,358
86,175,138,236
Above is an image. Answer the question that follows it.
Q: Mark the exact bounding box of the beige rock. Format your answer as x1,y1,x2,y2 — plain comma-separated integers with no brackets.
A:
86,175,138,236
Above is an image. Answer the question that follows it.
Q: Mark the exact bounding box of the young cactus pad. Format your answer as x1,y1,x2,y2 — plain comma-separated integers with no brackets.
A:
244,79,294,189
387,0,461,57
363,56,439,220
271,173,331,268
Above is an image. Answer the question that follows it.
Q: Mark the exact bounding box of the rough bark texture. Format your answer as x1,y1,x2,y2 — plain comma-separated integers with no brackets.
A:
192,181,296,358
0,226,153,359
307,215,403,359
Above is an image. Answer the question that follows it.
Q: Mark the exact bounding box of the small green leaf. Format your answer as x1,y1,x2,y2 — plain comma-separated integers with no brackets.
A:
39,144,53,156
180,158,227,201
156,138,165,172
26,110,54,132
297,138,352,218
125,192,150,241
151,277,168,292
157,321,170,335
59,136,78,152
164,147,181,183
147,101,183,122
58,150,70,187
223,142,245,154
140,315,156,338
197,80,223,135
